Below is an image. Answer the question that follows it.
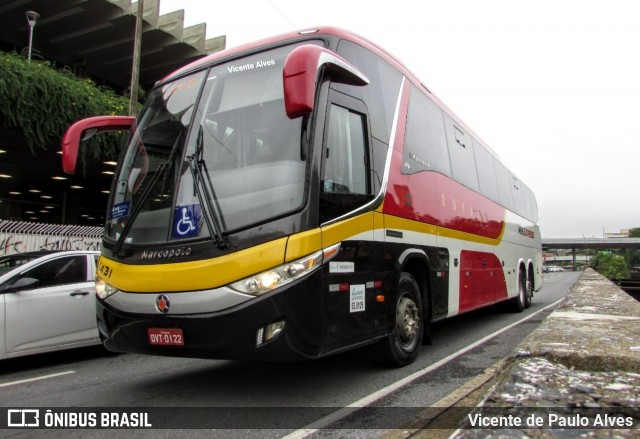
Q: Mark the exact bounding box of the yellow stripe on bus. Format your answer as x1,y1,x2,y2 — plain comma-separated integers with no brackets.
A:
384,214,506,246
383,215,438,237
99,211,507,293
99,237,288,293
437,224,505,246
285,228,322,262
285,211,507,262
321,212,375,246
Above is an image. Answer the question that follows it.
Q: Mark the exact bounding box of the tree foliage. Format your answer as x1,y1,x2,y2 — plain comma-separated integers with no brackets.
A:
624,227,640,270
0,51,130,158
591,251,629,280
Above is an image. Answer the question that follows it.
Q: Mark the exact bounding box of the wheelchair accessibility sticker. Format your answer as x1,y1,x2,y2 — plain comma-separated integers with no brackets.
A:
173,204,201,239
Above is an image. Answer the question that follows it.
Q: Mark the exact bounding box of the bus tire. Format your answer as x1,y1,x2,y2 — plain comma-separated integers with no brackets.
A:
510,268,527,313
378,272,423,367
524,270,533,309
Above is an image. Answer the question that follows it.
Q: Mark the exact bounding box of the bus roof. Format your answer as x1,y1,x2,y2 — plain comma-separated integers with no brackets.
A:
159,27,407,86
159,26,504,163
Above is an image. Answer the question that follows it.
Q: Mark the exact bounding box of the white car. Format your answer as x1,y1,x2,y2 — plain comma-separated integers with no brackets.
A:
0,250,101,360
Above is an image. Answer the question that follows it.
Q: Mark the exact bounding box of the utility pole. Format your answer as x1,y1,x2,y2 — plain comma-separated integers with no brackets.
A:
129,0,144,116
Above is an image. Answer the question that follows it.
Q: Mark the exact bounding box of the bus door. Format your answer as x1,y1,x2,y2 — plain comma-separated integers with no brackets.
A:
319,90,383,349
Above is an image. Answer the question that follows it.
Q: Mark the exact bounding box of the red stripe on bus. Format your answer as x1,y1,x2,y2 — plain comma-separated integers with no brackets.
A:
383,159,505,240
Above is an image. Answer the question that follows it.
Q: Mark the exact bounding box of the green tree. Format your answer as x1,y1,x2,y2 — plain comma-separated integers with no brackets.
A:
624,227,640,271
0,51,131,159
591,251,629,279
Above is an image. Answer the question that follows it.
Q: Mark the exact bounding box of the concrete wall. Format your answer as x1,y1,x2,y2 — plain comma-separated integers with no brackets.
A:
0,220,102,255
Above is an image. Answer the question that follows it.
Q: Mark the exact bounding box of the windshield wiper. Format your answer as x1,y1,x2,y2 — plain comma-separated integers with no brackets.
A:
186,125,229,249
113,161,169,257
113,132,184,258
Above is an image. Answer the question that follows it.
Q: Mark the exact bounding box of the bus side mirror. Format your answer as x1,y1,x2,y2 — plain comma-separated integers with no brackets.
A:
61,116,135,174
283,45,369,119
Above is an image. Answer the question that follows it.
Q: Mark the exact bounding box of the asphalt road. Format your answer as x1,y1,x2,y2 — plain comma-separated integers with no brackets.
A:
0,271,580,439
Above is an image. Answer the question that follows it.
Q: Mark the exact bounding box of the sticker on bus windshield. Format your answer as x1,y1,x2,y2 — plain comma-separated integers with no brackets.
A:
173,204,201,240
110,201,130,219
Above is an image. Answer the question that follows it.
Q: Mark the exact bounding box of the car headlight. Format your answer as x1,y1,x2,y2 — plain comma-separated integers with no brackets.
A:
96,278,119,300
230,243,340,296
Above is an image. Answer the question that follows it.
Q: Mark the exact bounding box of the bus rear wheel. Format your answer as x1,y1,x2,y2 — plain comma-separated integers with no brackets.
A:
378,272,423,367
510,268,527,313
525,271,533,309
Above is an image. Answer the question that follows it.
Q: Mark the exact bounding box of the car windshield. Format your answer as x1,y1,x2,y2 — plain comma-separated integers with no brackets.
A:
105,42,314,245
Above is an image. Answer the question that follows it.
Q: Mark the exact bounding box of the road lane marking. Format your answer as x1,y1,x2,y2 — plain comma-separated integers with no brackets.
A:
282,298,565,439
0,371,76,388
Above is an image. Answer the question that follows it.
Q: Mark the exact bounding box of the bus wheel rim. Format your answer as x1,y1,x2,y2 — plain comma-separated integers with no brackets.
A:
396,295,419,345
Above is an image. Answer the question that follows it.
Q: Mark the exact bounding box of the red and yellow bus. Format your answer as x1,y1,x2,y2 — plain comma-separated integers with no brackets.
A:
62,27,542,366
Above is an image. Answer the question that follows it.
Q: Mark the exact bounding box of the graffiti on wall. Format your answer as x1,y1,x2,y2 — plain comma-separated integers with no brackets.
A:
0,234,102,255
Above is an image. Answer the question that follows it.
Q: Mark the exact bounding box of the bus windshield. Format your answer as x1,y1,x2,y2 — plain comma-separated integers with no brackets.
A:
106,43,313,245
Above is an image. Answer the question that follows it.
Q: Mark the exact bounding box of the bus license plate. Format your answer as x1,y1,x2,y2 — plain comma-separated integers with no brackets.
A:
148,328,184,346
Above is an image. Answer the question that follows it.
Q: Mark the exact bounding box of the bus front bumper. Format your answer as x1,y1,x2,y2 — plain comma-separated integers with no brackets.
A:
96,274,324,361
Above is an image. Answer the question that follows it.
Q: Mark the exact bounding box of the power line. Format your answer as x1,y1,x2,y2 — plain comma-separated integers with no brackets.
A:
264,0,297,29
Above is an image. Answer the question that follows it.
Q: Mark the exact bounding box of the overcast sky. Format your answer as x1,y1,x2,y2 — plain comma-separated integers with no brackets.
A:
160,0,640,238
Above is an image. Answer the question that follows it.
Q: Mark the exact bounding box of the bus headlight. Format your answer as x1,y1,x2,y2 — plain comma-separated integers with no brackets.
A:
230,243,340,296
96,278,119,300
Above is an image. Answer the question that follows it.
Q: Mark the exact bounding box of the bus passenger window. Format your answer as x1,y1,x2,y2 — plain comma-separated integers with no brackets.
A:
320,103,372,223
324,104,368,194
403,86,451,177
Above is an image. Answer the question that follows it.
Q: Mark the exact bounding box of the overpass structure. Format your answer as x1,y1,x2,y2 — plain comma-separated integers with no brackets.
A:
0,0,226,90
542,237,640,270
0,0,226,226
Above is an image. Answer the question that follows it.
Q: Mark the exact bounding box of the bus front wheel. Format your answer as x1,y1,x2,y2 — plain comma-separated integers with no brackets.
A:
379,272,423,367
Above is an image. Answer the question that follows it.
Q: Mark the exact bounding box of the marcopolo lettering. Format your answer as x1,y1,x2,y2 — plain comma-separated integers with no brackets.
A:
141,247,192,260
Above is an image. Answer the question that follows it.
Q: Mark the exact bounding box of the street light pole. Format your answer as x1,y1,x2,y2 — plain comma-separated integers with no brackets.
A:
129,0,144,116
25,10,40,63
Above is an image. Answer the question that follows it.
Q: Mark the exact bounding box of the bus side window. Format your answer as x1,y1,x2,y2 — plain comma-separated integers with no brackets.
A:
494,159,515,212
323,104,368,194
320,93,373,223
403,86,451,177
445,115,479,191
473,139,500,203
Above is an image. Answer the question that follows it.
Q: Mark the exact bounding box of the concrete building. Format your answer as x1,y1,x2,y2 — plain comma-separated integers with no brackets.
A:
0,0,225,225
